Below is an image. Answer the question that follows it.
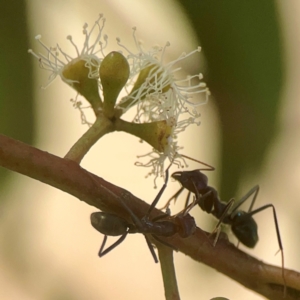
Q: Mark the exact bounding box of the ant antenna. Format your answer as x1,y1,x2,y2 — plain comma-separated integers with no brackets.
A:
179,154,215,171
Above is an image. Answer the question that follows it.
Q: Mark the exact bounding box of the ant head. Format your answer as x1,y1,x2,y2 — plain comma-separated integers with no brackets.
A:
231,211,258,248
172,170,209,193
172,171,186,182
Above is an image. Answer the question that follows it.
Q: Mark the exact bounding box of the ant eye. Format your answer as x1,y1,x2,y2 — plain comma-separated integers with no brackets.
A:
234,211,243,218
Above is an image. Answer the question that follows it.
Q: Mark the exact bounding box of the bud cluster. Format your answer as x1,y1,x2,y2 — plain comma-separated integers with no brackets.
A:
29,14,209,179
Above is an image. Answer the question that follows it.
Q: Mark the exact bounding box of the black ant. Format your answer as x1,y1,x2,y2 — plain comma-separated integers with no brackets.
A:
90,163,198,263
163,156,286,289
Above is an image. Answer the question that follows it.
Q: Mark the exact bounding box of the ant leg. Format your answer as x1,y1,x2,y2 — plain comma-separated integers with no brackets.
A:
247,203,286,293
117,195,144,229
98,231,128,257
152,197,195,220
231,185,260,215
235,203,286,296
191,181,215,213
172,191,204,218
212,198,235,231
247,204,283,251
99,235,108,255
105,197,160,263
184,191,192,209
145,162,173,218
143,235,159,263
175,188,213,218
160,187,184,210
181,193,197,216
249,204,283,252
209,198,235,246
115,162,173,263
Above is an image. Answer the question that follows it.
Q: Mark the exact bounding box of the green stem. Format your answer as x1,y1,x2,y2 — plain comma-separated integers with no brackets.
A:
64,113,114,163
89,94,103,115
157,244,180,300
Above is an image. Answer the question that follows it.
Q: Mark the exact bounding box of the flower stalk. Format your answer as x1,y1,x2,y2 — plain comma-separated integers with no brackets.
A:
114,118,173,153
64,113,114,163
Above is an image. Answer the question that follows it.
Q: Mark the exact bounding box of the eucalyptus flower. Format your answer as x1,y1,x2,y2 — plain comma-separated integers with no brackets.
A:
28,14,107,112
116,29,210,182
29,14,209,182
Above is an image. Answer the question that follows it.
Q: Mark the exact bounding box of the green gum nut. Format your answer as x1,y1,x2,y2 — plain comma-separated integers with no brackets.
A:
62,58,102,113
116,119,173,153
100,51,130,118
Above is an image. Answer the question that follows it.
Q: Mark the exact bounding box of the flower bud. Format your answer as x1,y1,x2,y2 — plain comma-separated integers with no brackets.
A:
62,57,102,112
100,51,130,118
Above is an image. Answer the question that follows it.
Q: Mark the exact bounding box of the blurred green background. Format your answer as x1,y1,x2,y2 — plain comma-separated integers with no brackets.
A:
178,0,283,200
0,2,35,187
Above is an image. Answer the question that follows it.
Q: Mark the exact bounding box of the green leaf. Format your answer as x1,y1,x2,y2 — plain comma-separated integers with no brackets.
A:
0,2,34,195
178,0,283,199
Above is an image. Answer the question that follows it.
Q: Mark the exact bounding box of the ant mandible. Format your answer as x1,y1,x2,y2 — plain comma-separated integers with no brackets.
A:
90,162,198,263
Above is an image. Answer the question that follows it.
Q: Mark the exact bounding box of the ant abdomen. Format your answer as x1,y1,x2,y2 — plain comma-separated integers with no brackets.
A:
91,212,130,236
230,211,258,248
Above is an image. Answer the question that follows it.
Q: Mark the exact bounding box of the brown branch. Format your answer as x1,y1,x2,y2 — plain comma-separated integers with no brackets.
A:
0,133,300,299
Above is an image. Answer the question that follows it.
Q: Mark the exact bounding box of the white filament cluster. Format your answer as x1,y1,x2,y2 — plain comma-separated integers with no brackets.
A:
29,14,210,181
